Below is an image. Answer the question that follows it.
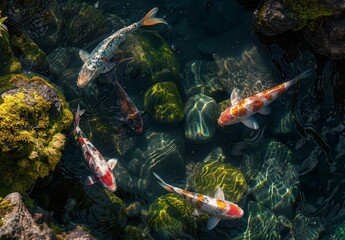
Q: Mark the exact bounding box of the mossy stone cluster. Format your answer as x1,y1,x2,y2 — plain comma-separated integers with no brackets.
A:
0,74,73,196
0,31,22,74
143,82,184,123
147,193,203,239
121,31,184,124
0,197,12,226
187,159,247,204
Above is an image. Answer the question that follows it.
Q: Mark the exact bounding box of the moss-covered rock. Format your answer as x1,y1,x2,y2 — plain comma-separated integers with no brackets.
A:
0,74,73,196
187,148,247,204
122,225,152,240
143,82,184,123
121,30,180,89
0,31,22,74
148,193,203,239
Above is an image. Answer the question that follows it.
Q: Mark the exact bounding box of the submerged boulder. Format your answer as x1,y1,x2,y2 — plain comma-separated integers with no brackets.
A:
0,192,56,239
0,74,73,196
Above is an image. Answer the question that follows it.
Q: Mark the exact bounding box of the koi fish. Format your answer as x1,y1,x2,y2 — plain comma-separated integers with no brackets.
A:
114,78,143,134
77,7,167,88
75,104,118,192
153,172,244,230
218,69,314,129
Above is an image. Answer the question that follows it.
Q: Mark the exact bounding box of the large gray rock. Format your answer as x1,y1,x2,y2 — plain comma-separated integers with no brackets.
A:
0,192,56,240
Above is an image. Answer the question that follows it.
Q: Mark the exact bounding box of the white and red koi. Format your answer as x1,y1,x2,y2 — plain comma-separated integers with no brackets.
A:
114,79,143,134
77,7,167,88
75,104,118,192
218,69,314,129
153,172,244,230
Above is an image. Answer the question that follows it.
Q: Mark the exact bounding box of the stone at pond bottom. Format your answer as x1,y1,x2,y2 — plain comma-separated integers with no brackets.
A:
120,30,181,89
244,139,299,213
187,148,247,204
182,60,222,99
0,192,56,239
147,193,204,240
184,94,217,144
143,82,184,123
233,201,281,240
0,74,73,196
122,225,152,240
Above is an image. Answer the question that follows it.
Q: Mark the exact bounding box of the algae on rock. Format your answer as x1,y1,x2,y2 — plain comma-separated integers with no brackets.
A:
0,74,73,196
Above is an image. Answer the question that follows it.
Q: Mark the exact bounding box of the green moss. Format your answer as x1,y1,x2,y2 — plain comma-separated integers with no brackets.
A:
143,82,184,123
0,74,73,197
187,160,247,204
148,193,204,239
0,31,22,74
0,196,13,226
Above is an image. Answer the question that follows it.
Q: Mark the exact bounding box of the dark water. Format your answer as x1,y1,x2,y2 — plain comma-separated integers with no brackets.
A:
5,0,345,239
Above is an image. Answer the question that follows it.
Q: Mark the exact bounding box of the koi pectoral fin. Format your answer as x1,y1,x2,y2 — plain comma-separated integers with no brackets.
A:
192,208,203,217
86,175,98,185
258,106,271,115
207,216,221,230
241,116,259,130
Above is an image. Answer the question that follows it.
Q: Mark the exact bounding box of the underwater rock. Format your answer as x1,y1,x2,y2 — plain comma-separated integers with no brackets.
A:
0,192,56,239
122,225,152,240
187,148,247,204
244,139,299,213
214,46,276,99
184,94,217,144
292,213,323,240
120,30,181,90
233,201,281,240
271,111,300,140
63,3,110,47
143,82,184,123
0,74,73,196
304,16,345,59
0,30,22,74
47,47,70,78
256,0,334,35
147,193,202,240
182,60,223,99
57,226,95,240
9,31,49,75
126,126,185,196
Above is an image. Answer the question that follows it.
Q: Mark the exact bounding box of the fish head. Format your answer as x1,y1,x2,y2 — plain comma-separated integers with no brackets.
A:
77,65,99,88
218,109,240,126
225,202,244,218
127,116,143,134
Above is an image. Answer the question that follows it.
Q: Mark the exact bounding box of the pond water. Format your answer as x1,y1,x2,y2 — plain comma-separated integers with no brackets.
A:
3,0,345,239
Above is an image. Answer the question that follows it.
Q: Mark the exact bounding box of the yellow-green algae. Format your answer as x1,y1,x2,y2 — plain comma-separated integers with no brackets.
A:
187,159,247,204
0,196,13,226
0,74,73,196
122,225,152,240
148,193,204,239
257,0,333,32
0,31,23,74
10,32,48,71
121,30,180,87
144,82,184,123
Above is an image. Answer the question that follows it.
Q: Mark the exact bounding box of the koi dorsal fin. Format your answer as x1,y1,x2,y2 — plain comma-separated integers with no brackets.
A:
214,187,225,200
79,49,90,62
230,88,242,106
107,158,118,170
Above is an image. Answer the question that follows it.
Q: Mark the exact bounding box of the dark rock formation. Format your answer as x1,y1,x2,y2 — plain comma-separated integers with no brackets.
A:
0,192,57,239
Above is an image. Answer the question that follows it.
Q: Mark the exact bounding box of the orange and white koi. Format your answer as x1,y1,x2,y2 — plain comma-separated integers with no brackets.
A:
218,69,314,129
153,172,244,230
77,7,167,88
75,104,117,192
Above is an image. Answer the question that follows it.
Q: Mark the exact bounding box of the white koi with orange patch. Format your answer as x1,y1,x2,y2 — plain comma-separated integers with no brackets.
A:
75,104,118,192
153,172,244,230
218,69,314,129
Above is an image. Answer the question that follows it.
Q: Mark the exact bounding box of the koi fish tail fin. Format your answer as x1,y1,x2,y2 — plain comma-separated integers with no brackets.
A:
289,68,316,86
141,7,168,26
153,172,174,192
75,104,85,127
